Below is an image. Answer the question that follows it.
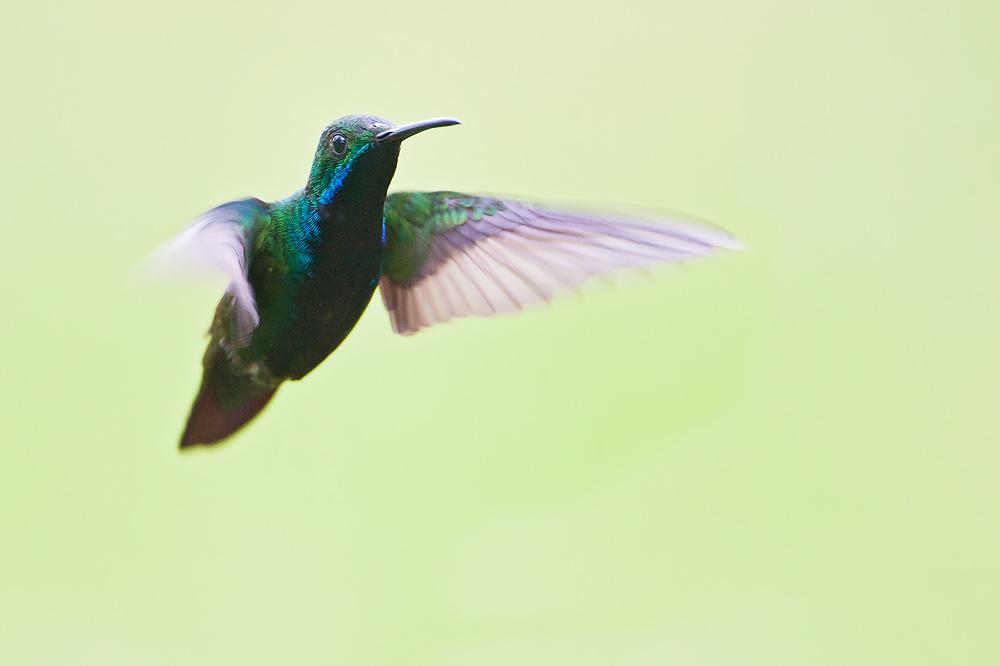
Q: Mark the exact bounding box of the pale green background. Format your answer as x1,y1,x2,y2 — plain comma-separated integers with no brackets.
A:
1,0,998,664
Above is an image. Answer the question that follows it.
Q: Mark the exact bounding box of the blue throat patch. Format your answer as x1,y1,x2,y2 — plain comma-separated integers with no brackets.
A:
295,143,374,262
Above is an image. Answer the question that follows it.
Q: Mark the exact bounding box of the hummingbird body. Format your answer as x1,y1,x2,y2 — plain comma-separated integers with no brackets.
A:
142,114,744,449
243,146,395,381
180,115,415,445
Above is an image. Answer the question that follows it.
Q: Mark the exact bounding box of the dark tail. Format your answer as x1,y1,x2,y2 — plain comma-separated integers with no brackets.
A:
179,345,278,449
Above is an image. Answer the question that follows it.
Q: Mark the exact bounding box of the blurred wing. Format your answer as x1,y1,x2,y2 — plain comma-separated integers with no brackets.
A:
137,198,268,346
379,191,745,336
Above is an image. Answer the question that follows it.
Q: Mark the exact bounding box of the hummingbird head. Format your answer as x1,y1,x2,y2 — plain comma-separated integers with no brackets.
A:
307,115,459,208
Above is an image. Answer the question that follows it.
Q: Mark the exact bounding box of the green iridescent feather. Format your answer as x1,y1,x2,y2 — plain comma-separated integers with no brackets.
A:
382,191,506,283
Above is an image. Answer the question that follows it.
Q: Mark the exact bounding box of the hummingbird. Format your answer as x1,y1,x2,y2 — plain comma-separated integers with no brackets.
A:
142,114,743,449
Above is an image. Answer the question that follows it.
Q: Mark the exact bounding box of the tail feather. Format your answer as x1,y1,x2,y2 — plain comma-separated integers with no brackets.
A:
179,383,277,449
179,343,279,449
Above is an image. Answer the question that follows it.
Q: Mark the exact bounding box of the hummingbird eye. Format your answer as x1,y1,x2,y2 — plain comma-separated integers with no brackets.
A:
330,134,348,156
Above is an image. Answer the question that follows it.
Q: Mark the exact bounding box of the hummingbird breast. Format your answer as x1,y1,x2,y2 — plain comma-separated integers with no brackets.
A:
242,199,386,383
276,212,385,381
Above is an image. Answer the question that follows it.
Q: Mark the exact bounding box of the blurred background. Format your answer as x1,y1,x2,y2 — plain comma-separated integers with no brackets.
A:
2,0,999,663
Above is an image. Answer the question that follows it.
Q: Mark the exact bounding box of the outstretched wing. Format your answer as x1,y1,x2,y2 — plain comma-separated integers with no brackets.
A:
137,198,269,346
379,191,744,336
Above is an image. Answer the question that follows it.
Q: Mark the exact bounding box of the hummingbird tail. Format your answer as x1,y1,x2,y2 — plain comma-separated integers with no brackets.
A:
179,384,277,449
179,346,278,449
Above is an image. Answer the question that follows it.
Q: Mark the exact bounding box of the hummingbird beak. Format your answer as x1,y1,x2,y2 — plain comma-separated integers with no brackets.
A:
375,117,461,144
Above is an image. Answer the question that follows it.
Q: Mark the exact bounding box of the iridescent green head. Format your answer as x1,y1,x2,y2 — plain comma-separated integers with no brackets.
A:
307,115,460,206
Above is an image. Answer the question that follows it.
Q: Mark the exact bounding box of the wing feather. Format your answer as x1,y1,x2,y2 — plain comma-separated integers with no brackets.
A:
136,199,267,346
380,192,745,335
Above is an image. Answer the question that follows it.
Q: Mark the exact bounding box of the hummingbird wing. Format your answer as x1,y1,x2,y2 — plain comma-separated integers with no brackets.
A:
379,191,744,336
137,198,268,346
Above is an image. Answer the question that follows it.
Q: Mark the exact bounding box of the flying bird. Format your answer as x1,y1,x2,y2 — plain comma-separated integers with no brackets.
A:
141,115,743,449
